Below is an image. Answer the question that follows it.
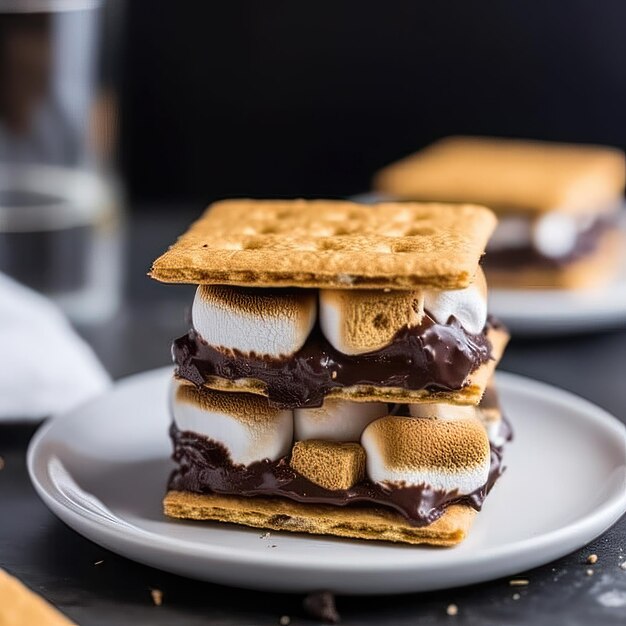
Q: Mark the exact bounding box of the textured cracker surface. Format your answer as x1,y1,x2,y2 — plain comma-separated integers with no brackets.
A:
374,136,626,215
486,230,624,289
320,288,424,353
290,440,366,490
163,491,475,546
192,325,509,406
150,199,496,289
0,568,75,626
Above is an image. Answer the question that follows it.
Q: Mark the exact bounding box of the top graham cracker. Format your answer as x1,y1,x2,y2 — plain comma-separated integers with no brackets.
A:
374,136,626,215
149,199,496,290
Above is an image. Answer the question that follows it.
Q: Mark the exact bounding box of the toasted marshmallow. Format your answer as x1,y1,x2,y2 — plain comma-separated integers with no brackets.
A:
294,399,388,442
409,403,477,420
172,379,293,466
192,285,316,357
361,415,491,494
423,267,487,334
319,289,424,355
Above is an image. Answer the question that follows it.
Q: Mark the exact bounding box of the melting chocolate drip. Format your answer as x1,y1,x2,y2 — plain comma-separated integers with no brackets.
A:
168,418,510,527
172,315,494,409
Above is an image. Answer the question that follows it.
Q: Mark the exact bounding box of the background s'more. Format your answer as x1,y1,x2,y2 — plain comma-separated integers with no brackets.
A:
374,136,626,289
150,199,511,546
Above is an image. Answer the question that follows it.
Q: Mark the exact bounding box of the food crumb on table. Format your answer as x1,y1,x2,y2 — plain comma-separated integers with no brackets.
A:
150,588,163,606
446,603,458,616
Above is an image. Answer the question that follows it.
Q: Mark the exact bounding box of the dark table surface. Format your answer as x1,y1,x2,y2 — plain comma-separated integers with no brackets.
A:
2,211,626,626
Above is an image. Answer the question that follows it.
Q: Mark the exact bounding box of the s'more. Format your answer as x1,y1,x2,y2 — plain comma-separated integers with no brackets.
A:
151,199,511,546
374,136,626,289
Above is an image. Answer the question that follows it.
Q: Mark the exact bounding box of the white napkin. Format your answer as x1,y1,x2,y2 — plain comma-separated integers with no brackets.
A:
0,273,111,420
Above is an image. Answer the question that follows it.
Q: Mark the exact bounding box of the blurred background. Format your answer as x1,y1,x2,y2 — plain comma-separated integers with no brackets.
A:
122,1,626,204
2,0,626,378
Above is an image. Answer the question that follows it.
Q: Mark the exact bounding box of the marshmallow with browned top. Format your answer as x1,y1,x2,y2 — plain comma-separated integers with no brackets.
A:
361,415,491,494
192,285,316,357
171,379,293,466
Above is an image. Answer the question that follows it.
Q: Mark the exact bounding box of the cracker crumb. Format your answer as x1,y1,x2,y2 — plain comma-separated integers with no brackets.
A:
587,554,598,564
0,456,4,470
150,589,163,606
331,370,338,380
512,593,521,601
446,603,458,616
586,569,594,577
94,560,104,566
509,579,529,587
279,616,291,625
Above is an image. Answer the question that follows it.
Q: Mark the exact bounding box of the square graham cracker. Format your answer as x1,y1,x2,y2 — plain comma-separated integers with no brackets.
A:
374,136,625,215
149,199,496,290
163,491,476,546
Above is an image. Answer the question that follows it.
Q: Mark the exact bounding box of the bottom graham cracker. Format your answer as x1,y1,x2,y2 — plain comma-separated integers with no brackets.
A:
163,491,476,547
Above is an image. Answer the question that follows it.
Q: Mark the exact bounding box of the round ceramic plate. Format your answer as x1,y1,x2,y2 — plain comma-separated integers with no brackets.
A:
28,367,626,595
488,267,626,335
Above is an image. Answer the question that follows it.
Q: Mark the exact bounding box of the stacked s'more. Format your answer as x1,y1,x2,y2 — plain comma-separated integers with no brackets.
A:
375,136,626,289
150,199,511,546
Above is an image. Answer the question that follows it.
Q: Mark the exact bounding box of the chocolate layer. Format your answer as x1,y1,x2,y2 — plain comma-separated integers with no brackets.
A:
484,215,615,270
168,416,511,527
173,315,494,409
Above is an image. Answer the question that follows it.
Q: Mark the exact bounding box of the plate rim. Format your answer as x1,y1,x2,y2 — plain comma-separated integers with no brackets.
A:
27,367,626,585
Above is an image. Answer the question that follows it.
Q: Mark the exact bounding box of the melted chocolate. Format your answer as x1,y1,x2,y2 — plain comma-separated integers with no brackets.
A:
168,418,510,527
484,216,615,270
172,315,493,409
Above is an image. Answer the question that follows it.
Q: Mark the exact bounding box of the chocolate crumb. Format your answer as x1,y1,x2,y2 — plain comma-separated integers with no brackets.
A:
94,560,104,566
303,591,340,624
446,603,458,616
279,616,291,625
587,554,598,564
509,579,529,587
512,593,521,601
150,589,163,606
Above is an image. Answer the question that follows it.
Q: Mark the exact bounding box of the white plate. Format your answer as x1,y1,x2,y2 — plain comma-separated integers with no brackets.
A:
28,367,626,595
488,262,626,335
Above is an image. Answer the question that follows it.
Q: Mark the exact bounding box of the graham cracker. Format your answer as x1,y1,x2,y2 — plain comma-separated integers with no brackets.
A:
0,569,75,626
150,199,496,290
163,491,475,546
290,440,366,490
485,229,624,289
188,324,509,407
374,136,625,215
